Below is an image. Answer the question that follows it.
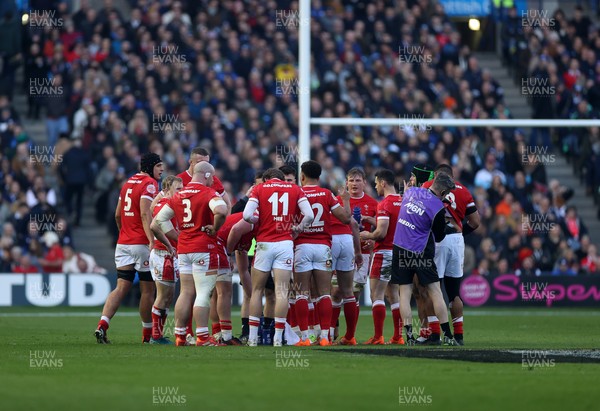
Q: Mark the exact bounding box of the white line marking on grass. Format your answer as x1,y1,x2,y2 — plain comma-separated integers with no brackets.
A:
1,310,599,318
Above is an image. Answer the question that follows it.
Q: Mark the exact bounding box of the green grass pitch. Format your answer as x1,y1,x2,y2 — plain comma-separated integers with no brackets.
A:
0,307,599,411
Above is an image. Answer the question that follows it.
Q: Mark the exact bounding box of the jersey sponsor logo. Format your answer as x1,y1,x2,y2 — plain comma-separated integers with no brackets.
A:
405,201,425,216
305,191,326,198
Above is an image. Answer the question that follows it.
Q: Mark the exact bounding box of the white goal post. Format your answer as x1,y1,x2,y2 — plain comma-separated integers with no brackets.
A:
297,0,600,173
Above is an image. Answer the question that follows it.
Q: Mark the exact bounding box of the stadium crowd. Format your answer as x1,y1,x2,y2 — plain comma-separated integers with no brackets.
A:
0,0,598,276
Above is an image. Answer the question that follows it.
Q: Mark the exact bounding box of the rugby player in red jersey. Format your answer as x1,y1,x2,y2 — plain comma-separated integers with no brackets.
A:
360,169,404,345
95,153,163,344
293,161,351,346
177,147,231,338
205,212,261,345
420,164,480,345
330,168,376,344
147,175,183,344
224,212,259,341
152,161,229,346
242,168,314,347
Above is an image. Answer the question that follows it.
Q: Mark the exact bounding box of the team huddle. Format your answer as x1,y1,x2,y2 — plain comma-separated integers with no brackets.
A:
94,147,479,347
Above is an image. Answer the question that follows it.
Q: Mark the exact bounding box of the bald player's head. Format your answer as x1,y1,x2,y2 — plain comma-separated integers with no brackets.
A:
192,161,215,185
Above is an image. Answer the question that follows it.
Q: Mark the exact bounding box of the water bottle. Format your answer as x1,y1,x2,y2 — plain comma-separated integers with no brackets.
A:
262,323,273,346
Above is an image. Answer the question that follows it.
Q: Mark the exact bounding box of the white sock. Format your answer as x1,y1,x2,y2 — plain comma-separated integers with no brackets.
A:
142,322,152,329
301,330,309,340
320,329,329,340
314,324,321,334
330,327,336,340
221,329,232,341
101,316,110,325
196,327,209,338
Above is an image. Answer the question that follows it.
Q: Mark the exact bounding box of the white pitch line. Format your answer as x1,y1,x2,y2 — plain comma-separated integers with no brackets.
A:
0,310,599,318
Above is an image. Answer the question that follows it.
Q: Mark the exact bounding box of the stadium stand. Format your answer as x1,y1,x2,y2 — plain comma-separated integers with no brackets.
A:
0,0,598,276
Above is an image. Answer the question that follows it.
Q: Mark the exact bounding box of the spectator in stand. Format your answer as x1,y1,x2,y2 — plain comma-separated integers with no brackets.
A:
14,254,39,274
62,245,106,274
39,231,64,273
59,137,91,227
552,258,577,276
44,74,70,148
561,206,588,251
580,244,599,274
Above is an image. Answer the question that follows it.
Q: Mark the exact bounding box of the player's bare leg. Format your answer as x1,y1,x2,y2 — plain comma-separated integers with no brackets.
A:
215,280,239,343
385,283,404,344
413,277,432,342
313,269,333,345
192,269,223,346
445,277,464,345
365,277,388,345
330,275,342,340
426,282,455,345
151,281,175,344
174,274,195,346
237,251,252,342
264,287,276,339
139,278,156,343
416,282,440,344
309,277,321,342
336,269,358,345
399,283,416,344
100,279,132,321
96,263,135,344
293,270,312,345
248,267,269,346
271,268,292,346
209,292,220,339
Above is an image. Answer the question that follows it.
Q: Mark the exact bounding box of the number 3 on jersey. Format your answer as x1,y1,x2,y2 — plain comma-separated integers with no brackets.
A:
182,198,192,222
268,192,289,215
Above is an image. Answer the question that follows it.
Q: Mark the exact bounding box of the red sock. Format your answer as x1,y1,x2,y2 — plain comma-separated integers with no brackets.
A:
212,323,221,336
331,304,341,331
453,317,464,335
308,303,316,328
295,297,309,332
142,326,152,341
97,319,109,331
288,302,297,327
317,296,332,331
161,310,168,337
372,302,386,339
343,296,358,339
391,305,402,339
430,319,441,336
186,313,194,336
220,320,232,337
152,306,163,339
